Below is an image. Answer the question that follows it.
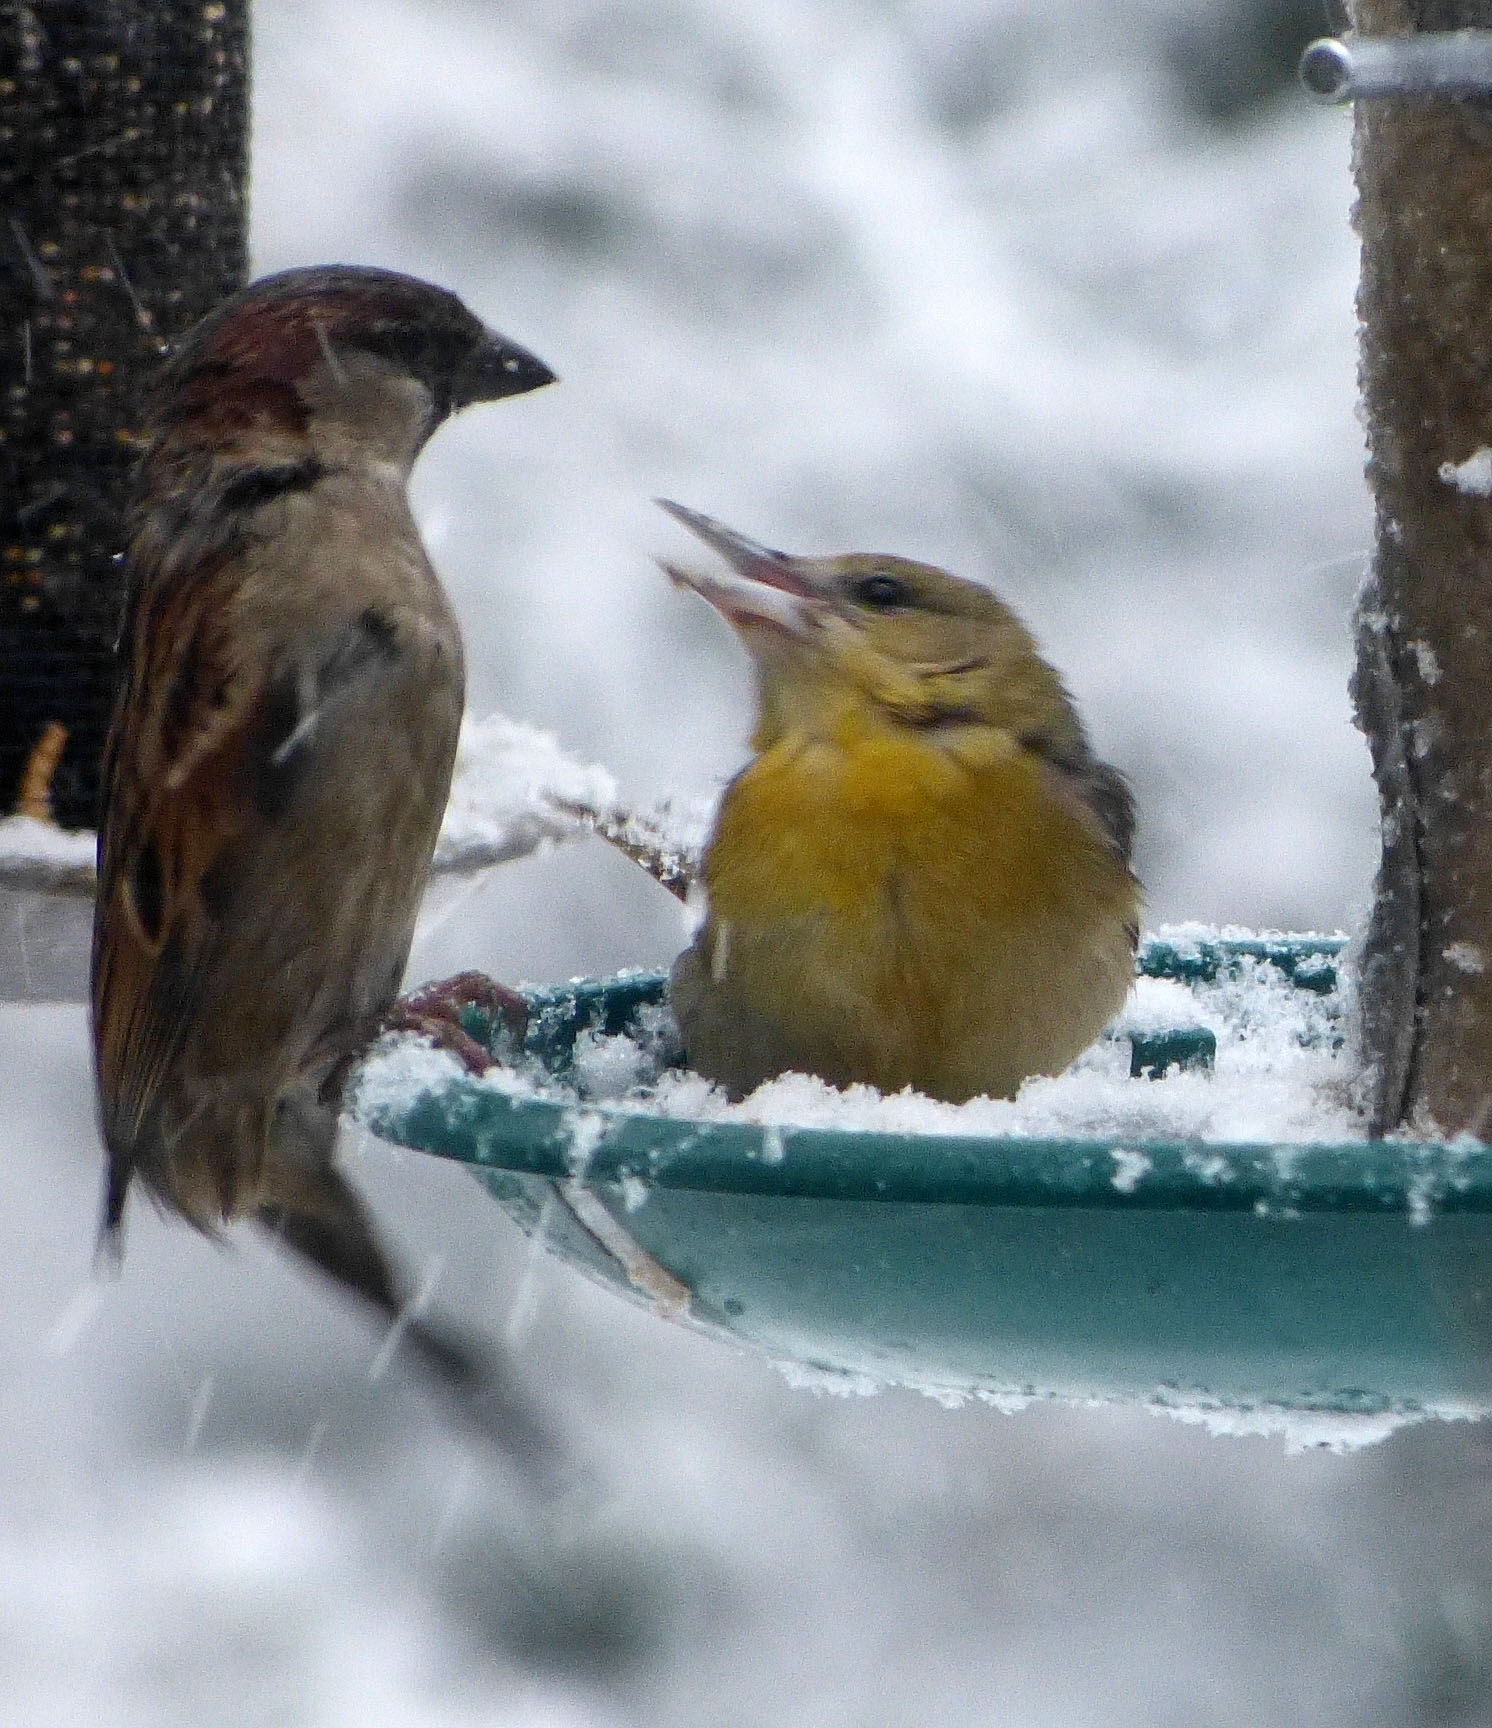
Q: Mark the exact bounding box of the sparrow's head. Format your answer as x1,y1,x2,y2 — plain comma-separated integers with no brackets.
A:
149,265,555,473
657,500,1087,761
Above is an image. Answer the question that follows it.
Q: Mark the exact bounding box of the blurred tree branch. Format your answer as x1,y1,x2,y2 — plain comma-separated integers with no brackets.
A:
1352,0,1492,1133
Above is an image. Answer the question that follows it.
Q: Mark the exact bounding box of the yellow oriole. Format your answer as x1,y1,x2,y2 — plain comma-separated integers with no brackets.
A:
658,500,1140,1103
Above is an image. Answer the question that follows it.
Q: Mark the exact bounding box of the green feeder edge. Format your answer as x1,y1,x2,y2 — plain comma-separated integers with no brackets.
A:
351,935,1492,1427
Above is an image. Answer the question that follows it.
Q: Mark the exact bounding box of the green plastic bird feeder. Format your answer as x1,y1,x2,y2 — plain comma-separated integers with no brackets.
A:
350,934,1492,1432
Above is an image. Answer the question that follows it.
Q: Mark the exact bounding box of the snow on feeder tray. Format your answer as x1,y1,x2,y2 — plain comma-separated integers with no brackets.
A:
353,929,1492,1445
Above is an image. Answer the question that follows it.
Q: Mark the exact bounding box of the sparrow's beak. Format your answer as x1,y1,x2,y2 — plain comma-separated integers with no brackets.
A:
454,330,557,406
656,500,824,638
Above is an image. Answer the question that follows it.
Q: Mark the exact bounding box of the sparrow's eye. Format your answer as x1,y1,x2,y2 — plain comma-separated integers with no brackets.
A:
853,572,908,610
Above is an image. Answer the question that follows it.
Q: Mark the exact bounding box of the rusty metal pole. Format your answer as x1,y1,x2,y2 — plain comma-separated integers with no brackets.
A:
1350,1,1492,1135
0,1,248,831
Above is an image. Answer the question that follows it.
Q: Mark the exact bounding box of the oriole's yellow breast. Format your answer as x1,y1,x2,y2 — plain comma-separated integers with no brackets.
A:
707,718,1117,930
685,713,1137,1102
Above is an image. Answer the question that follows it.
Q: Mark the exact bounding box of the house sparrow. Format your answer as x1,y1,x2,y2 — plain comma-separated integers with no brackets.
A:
658,501,1140,1103
91,265,556,1447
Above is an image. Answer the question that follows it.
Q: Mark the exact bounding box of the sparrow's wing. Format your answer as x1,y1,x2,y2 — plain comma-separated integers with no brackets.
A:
91,537,264,1201
91,489,402,1220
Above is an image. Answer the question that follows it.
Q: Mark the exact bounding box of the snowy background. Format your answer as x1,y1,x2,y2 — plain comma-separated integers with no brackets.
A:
17,0,1492,1722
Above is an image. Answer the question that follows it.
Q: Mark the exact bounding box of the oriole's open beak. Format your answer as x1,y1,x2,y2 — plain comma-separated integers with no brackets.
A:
656,500,824,638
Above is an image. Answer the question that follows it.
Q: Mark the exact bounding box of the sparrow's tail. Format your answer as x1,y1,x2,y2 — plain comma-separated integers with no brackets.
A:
255,1159,568,1489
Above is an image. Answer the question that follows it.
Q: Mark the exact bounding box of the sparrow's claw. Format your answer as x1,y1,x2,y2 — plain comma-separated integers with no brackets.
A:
406,969,530,1039
387,970,529,1073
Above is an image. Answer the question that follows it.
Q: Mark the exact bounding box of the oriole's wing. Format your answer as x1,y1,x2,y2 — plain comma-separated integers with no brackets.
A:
1034,754,1139,953
1024,722,1139,953
1078,759,1137,874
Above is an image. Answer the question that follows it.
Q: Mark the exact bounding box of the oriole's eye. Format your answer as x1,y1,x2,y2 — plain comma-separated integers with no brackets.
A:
853,572,907,610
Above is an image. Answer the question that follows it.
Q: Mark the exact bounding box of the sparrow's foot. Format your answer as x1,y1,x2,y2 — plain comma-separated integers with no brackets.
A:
386,970,529,1074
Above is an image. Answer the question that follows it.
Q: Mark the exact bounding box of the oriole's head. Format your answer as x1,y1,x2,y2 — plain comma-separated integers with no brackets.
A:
657,500,1086,761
